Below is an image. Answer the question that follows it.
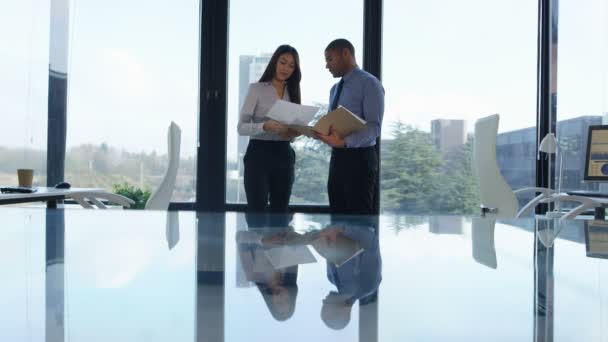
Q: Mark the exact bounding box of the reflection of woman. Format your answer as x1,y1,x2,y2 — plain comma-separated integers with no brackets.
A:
237,45,302,213
237,227,299,321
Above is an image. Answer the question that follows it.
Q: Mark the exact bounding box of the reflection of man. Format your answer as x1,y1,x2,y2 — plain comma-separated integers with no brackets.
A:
317,223,382,330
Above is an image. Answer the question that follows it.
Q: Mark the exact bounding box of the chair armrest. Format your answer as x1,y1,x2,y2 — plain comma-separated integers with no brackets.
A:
540,194,600,205
513,187,555,195
67,191,135,209
540,194,606,220
513,188,556,218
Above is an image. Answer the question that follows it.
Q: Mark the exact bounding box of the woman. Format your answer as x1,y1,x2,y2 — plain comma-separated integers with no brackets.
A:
238,45,302,213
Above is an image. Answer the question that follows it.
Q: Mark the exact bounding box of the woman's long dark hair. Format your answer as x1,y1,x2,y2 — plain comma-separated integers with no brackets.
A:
259,45,302,104
256,267,299,321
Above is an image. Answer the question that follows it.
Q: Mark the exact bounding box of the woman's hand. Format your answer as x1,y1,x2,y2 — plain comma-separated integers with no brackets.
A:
263,120,288,135
318,226,345,243
279,128,302,141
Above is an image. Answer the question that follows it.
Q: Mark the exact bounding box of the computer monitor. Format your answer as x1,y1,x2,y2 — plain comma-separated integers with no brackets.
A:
584,125,608,180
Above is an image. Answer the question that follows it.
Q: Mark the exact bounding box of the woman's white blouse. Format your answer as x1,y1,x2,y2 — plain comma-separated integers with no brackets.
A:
237,82,291,141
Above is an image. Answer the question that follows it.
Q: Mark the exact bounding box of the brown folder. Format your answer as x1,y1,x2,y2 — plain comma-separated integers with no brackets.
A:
310,233,364,267
287,106,366,138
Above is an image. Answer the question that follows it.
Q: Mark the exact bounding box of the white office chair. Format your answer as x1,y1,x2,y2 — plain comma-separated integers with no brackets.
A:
68,191,134,209
143,122,182,249
145,121,182,210
473,114,555,218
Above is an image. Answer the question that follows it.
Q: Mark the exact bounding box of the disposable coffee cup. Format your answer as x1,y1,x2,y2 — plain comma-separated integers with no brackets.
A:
17,169,34,187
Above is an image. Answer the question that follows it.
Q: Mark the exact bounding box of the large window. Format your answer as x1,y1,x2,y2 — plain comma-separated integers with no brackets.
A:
555,0,608,193
380,0,539,214
0,1,49,187
65,1,200,201
226,0,363,205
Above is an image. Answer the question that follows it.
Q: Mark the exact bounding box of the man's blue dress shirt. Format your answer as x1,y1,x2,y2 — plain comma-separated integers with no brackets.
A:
328,66,385,148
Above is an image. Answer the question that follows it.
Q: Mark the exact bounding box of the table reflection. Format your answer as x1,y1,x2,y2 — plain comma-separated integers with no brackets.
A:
0,209,606,341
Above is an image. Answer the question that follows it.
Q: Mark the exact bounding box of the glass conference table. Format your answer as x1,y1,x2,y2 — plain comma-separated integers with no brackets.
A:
1,208,607,342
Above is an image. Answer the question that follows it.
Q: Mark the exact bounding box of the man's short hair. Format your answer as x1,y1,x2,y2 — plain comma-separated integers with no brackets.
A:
325,39,355,56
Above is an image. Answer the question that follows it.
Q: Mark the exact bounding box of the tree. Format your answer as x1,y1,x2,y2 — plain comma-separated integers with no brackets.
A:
381,122,443,212
430,136,479,214
292,141,331,204
291,103,331,204
380,122,479,214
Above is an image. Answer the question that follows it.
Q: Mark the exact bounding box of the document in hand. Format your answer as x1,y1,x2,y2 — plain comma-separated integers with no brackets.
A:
288,106,366,138
314,106,366,136
266,100,319,126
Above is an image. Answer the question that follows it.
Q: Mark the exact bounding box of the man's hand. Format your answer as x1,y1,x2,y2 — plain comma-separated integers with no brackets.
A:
315,126,345,148
263,120,289,135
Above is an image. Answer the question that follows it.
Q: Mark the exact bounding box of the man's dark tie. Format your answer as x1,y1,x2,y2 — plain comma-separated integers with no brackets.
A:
330,79,344,111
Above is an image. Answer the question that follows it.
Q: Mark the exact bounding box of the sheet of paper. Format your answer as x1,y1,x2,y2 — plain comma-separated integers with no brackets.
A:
266,100,319,126
264,245,317,269
287,124,317,138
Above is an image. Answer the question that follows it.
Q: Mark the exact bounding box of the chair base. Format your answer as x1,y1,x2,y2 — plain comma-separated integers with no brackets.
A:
480,206,499,217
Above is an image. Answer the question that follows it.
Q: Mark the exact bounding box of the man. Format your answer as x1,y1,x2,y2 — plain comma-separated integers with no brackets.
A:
316,38,385,215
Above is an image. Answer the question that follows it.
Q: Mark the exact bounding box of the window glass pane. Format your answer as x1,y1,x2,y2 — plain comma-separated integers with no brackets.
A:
381,0,538,214
226,0,363,205
0,1,49,187
555,0,608,194
66,1,199,201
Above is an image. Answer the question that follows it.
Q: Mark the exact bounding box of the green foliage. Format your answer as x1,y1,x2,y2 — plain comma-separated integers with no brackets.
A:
112,182,151,209
292,119,480,214
430,137,480,214
292,142,331,204
291,104,332,204
380,123,479,215
381,123,443,212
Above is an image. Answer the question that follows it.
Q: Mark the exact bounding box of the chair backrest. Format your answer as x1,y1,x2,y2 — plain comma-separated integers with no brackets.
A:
145,122,182,210
473,114,519,218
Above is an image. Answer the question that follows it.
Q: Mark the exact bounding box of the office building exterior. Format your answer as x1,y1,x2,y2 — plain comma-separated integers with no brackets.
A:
497,115,602,192
431,119,466,155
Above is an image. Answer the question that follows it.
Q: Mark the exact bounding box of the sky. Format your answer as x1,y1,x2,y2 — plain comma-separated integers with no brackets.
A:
0,0,607,162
